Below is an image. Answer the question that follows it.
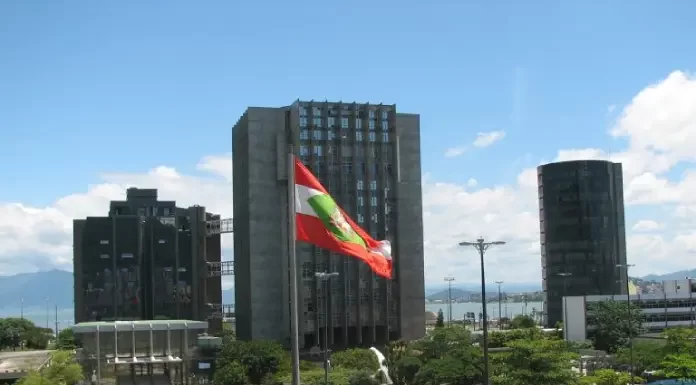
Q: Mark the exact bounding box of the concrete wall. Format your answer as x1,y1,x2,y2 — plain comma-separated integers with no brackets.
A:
394,113,426,341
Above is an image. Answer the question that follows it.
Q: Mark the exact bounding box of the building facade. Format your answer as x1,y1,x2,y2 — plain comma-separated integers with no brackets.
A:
232,100,425,349
564,279,696,341
537,160,628,327
73,188,223,331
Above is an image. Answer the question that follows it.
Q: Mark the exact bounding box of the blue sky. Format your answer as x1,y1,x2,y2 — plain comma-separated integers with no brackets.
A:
1,0,692,204
1,1,696,282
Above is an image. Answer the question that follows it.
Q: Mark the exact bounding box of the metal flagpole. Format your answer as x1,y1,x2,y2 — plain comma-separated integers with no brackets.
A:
287,147,301,385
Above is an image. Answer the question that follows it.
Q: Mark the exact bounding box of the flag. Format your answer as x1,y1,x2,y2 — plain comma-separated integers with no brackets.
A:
293,158,393,278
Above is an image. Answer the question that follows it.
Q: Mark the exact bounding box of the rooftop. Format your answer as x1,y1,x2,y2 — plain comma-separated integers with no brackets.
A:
73,319,208,333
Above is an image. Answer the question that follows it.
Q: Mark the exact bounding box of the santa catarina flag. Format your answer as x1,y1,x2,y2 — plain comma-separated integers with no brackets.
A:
294,158,393,279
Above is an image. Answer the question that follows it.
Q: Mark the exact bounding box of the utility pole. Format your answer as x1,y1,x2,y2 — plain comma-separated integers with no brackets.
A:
459,237,506,385
617,263,636,385
557,272,572,340
495,281,503,329
315,271,339,385
444,277,455,324
54,304,59,337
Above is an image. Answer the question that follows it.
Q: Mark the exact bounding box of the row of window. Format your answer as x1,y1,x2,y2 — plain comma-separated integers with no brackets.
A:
300,117,389,131
300,106,389,120
299,129,390,143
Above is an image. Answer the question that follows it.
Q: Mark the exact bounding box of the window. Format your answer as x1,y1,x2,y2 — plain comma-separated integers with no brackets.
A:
357,214,365,223
370,180,377,190
300,117,308,127
382,120,388,129
383,132,389,141
381,111,388,119
300,129,309,140
312,107,321,115
356,131,363,141
328,117,336,127
368,132,376,142
100,254,110,259
357,180,364,190
369,110,376,119
100,240,109,245
163,207,170,216
300,106,308,116
158,239,166,244
313,145,323,156
327,130,335,140
341,118,349,129
355,119,362,129
121,253,134,259
357,196,364,206
313,117,322,127
312,130,322,140
369,120,375,130
300,145,309,156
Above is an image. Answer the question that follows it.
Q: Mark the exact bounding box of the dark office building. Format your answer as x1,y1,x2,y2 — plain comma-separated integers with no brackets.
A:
538,160,628,327
232,100,425,349
73,188,223,331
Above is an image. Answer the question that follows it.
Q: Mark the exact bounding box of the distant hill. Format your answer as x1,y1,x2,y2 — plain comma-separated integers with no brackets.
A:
0,269,73,309
641,270,696,282
427,288,475,301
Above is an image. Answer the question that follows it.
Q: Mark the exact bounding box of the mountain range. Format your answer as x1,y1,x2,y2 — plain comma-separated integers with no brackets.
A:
0,269,685,311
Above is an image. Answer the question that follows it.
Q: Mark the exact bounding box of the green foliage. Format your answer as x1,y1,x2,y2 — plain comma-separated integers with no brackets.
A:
392,356,422,385
217,339,286,384
332,348,379,371
587,299,644,353
663,327,696,355
508,314,535,329
214,361,250,385
580,369,642,385
0,317,50,350
414,325,476,361
615,340,664,374
55,328,77,350
17,350,84,385
491,339,580,385
435,308,444,328
414,355,481,385
659,353,696,381
347,371,379,385
213,322,236,339
487,327,552,348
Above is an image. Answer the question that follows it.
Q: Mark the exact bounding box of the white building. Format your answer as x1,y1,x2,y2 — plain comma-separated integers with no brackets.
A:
564,279,696,342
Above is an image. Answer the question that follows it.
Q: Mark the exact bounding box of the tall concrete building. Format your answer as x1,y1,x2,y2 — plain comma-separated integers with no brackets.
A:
232,100,425,349
537,160,628,327
73,188,223,331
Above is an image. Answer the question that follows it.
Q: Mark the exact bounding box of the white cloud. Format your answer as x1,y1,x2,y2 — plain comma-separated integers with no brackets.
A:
3,71,696,285
472,130,506,148
444,146,466,158
632,220,664,232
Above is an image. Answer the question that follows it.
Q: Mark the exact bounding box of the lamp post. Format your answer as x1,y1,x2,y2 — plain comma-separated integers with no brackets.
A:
315,271,339,385
444,277,455,324
459,237,505,385
495,281,503,329
557,272,571,340
617,263,635,384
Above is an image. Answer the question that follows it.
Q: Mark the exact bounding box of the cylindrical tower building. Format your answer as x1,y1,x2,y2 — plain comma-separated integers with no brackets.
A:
537,160,627,327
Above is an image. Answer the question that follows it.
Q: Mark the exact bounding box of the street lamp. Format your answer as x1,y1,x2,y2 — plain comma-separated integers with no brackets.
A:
616,263,635,384
495,281,504,329
557,272,572,341
459,237,505,385
315,271,339,385
444,277,455,324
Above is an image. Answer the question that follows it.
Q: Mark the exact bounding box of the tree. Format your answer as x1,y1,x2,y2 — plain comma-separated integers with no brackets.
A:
17,350,84,385
663,327,696,355
384,340,416,385
580,369,642,385
435,309,444,328
415,356,481,385
55,328,77,350
414,325,476,361
217,340,286,384
332,348,379,371
659,354,696,383
587,299,644,353
492,339,579,385
508,314,535,329
348,371,379,385
214,361,250,385
392,356,422,385
615,340,663,375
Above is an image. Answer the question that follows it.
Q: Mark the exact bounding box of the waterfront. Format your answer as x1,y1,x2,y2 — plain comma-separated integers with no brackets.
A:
426,301,544,320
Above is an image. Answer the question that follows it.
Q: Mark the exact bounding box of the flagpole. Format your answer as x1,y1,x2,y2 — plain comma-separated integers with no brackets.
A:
287,146,301,385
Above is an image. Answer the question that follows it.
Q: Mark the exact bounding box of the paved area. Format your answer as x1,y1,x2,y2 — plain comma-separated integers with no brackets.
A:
0,350,52,379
